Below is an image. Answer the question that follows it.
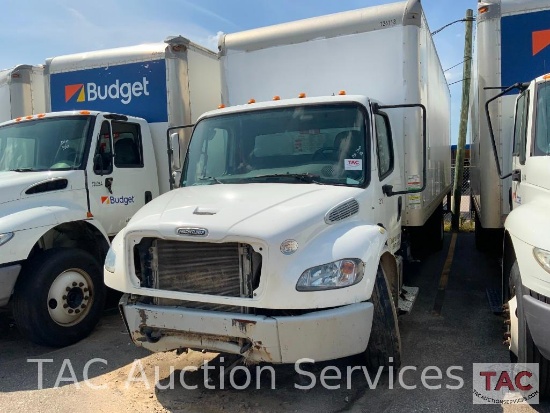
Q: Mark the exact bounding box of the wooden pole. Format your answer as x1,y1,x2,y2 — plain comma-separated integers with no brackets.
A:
451,9,474,231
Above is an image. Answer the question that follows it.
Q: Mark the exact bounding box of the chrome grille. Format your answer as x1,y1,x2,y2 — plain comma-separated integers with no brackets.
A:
325,199,359,224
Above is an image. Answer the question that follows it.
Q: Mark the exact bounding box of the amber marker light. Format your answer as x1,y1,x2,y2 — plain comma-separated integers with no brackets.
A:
87,212,94,218
15,117,22,122
298,93,306,98
79,110,91,115
273,95,281,101
248,98,256,104
37,113,46,118
543,74,550,80
25,115,33,120
218,104,226,109
478,5,489,13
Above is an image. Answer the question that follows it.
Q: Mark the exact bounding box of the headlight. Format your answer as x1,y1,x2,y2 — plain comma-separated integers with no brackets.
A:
0,232,14,247
296,258,364,291
104,247,117,273
533,247,550,274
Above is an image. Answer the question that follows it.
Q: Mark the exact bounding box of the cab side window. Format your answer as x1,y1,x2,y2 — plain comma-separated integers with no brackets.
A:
375,113,394,180
113,122,143,168
93,121,113,175
513,91,529,165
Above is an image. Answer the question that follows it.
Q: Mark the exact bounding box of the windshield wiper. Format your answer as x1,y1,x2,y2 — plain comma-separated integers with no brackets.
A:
11,168,36,172
198,176,224,184
245,173,323,184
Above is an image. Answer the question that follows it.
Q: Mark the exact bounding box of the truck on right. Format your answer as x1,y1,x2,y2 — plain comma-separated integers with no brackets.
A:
478,25,550,405
469,0,550,251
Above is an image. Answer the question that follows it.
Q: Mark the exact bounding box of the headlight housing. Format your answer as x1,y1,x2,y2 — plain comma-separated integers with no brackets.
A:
296,258,364,291
533,247,550,274
104,247,117,273
0,232,14,247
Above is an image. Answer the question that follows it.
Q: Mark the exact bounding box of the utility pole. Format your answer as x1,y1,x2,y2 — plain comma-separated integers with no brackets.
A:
451,8,473,231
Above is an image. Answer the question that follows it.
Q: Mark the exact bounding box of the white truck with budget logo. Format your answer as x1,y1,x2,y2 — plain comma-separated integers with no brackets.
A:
106,0,450,366
0,37,220,346
469,0,550,250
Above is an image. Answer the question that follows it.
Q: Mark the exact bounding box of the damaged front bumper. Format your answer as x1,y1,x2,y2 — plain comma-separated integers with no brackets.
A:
119,294,373,363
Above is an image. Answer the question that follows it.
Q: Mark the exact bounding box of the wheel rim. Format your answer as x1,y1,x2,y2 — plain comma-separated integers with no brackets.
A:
47,268,94,326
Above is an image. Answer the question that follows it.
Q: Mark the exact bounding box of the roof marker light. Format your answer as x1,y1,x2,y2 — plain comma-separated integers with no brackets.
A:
478,5,489,13
79,110,91,115
218,104,226,109
273,95,281,101
339,90,347,95
298,93,306,98
15,117,22,122
25,115,33,120
543,74,550,80
37,113,46,118
248,98,256,104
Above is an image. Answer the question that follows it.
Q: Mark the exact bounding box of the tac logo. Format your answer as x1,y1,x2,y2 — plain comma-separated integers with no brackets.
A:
473,363,539,404
100,195,135,206
65,84,86,103
344,158,363,171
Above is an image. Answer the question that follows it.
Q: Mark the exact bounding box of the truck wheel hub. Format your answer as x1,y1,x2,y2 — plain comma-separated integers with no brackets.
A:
47,269,93,326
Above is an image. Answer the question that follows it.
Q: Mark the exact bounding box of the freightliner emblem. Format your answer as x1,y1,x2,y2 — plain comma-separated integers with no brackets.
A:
176,227,208,237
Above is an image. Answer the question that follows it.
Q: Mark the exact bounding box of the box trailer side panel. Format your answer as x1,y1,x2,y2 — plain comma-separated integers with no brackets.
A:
471,0,550,230
0,65,45,123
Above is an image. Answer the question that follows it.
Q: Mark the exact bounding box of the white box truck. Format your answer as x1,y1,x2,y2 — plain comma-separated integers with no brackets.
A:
469,0,550,250
106,0,450,367
0,64,46,123
0,37,220,347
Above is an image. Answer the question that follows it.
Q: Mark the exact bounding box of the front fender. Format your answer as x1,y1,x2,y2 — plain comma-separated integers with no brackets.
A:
0,204,110,263
505,201,550,252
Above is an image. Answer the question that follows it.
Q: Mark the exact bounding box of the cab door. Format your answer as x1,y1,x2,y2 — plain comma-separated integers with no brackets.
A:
88,118,157,236
511,90,529,210
374,111,401,252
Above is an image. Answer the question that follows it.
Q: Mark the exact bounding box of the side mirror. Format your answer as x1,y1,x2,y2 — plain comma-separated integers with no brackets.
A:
170,132,181,171
93,153,104,176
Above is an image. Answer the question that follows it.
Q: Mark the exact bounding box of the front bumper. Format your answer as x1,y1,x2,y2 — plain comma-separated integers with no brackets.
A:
523,294,550,360
120,295,373,363
0,264,21,307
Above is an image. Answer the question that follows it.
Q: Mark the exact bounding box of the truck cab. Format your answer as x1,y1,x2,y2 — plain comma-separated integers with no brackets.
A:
498,74,550,397
0,110,159,346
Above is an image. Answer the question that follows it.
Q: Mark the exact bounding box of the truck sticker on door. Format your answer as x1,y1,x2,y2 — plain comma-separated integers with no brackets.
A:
101,195,135,205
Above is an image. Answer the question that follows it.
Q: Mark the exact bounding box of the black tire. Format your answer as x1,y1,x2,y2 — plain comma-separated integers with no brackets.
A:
508,261,550,398
410,203,444,258
12,248,106,347
474,210,489,252
364,265,402,371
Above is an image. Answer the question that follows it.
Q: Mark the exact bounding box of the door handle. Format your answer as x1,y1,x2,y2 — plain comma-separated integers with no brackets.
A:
105,177,113,194
511,169,521,182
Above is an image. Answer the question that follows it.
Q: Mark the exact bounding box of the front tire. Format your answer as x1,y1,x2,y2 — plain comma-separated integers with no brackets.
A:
508,261,550,398
12,248,106,347
364,264,402,370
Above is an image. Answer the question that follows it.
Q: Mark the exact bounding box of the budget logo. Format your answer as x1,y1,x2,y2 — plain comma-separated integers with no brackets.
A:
101,196,110,204
100,195,135,206
65,84,86,103
473,363,539,404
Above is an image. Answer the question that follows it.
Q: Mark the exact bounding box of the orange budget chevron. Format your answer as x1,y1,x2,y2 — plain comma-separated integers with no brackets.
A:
65,84,85,102
533,29,550,56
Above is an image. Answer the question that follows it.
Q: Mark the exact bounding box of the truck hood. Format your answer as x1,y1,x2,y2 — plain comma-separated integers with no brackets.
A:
0,171,74,205
128,183,363,240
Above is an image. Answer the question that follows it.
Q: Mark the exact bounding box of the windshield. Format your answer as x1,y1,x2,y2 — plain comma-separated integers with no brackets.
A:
534,81,550,156
0,116,93,172
181,104,368,187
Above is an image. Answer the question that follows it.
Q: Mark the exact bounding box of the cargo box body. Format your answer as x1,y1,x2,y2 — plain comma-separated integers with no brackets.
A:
0,65,45,123
219,0,450,226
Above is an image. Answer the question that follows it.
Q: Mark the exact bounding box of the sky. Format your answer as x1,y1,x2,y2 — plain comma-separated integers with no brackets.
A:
0,0,476,144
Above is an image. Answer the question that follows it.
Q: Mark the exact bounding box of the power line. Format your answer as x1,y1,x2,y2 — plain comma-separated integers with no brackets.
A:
444,57,472,72
431,17,476,36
